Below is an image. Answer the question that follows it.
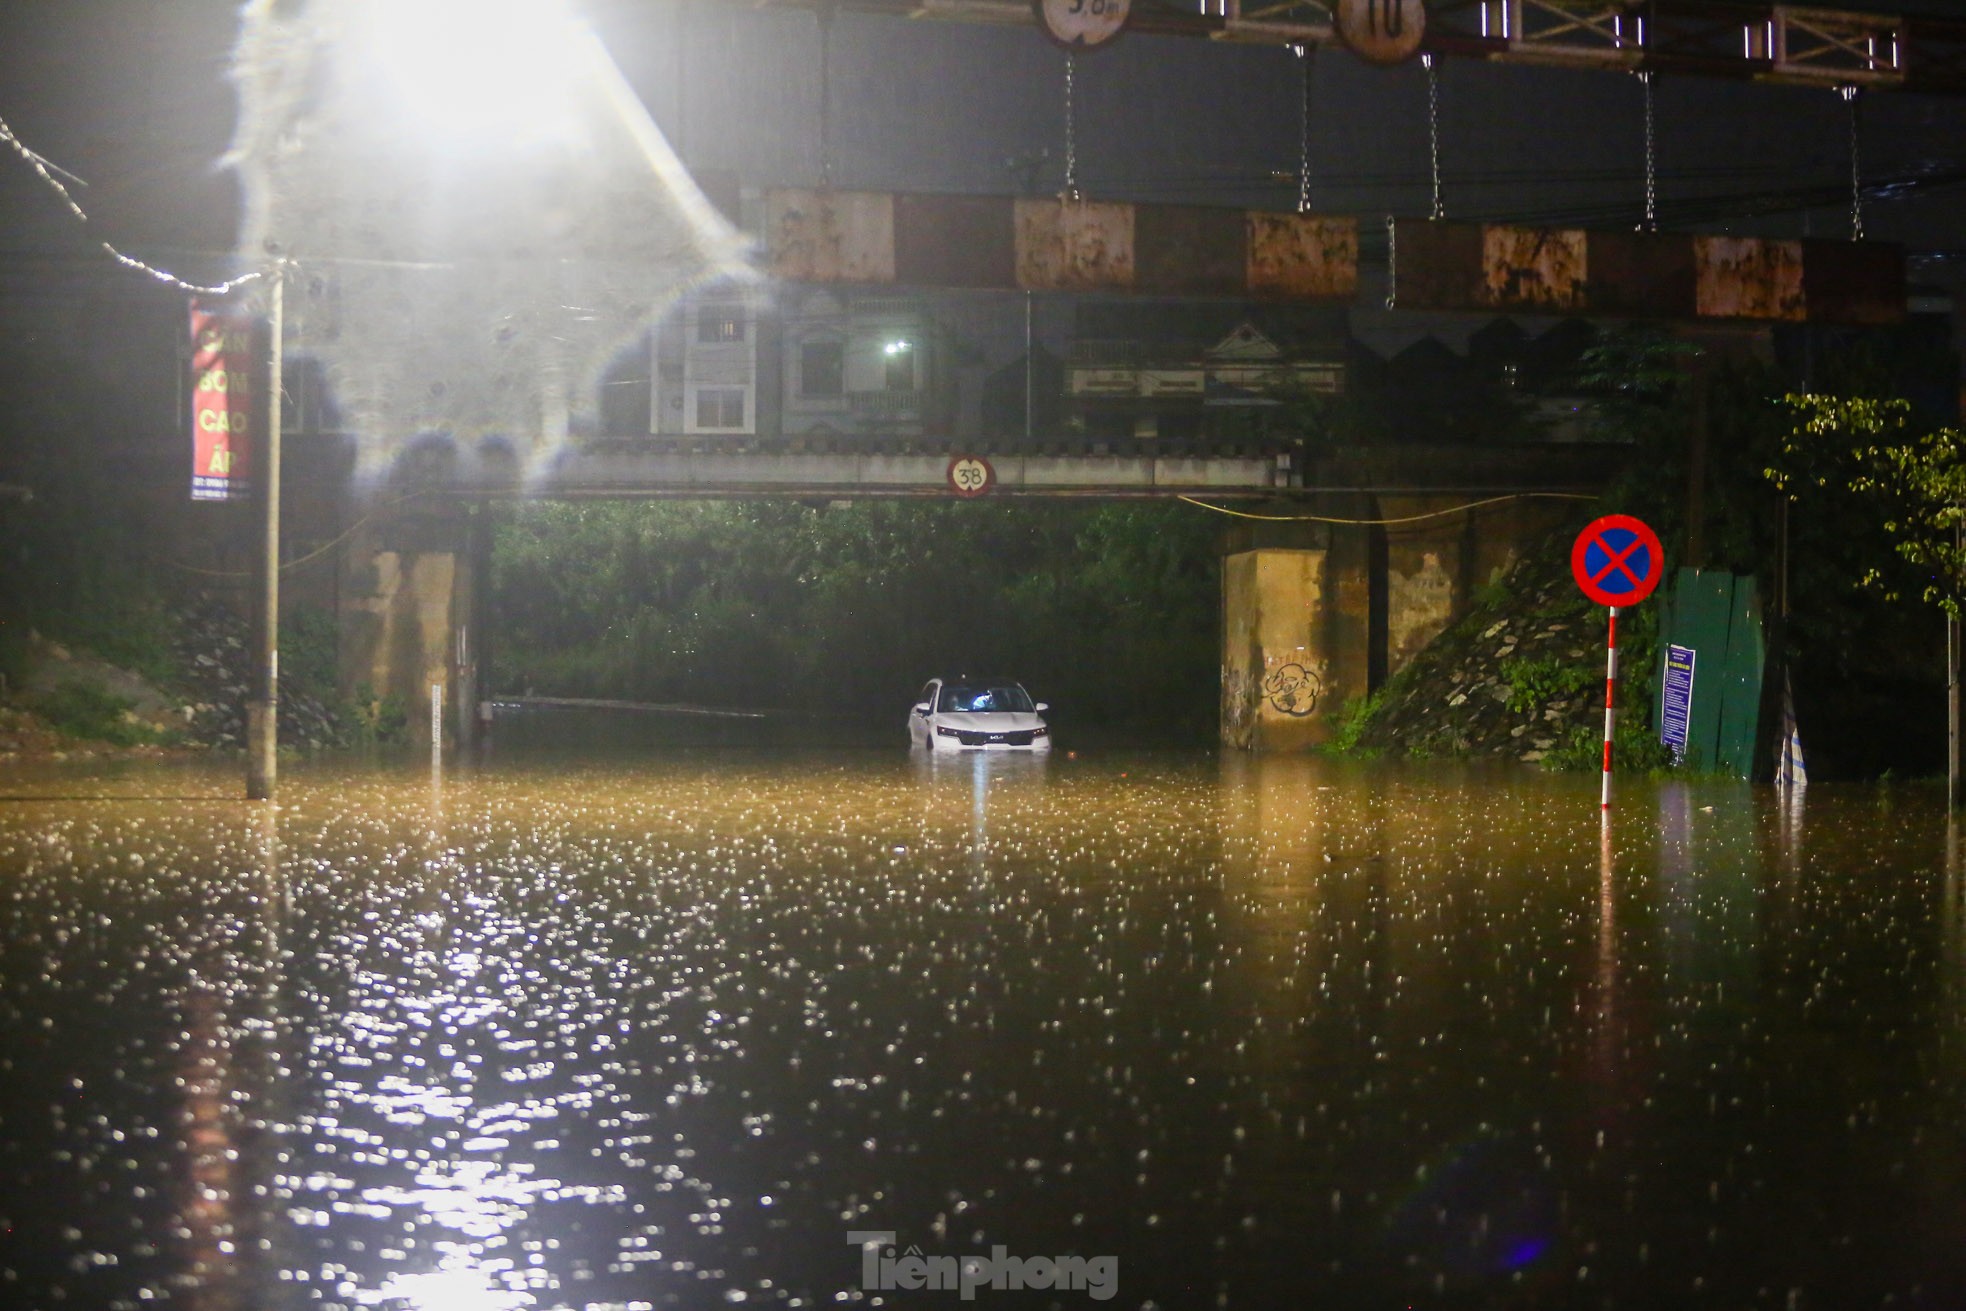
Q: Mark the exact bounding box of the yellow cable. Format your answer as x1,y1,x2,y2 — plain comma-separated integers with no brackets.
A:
1177,491,1598,525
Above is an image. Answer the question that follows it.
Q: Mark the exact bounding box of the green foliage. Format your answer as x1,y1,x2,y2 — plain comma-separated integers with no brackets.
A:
32,679,172,747
1577,326,1703,408
1500,656,1595,714
282,607,341,702
1542,718,1677,775
1467,573,1511,614
349,683,410,747
1327,692,1383,756
488,499,1223,735
1768,395,1966,620
0,331,188,690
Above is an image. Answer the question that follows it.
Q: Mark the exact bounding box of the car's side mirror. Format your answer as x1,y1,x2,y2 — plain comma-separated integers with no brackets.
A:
1034,702,1049,713
913,702,930,715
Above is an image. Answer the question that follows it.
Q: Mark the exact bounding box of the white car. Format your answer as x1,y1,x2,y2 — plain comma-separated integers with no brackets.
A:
909,677,1051,751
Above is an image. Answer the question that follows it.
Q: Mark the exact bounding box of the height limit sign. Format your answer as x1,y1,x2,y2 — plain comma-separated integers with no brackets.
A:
1571,514,1665,811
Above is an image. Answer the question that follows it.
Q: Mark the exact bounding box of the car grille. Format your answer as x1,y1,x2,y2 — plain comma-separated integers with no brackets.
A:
958,731,1035,747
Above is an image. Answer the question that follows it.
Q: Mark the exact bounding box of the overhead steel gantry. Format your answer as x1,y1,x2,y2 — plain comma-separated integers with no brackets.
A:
744,2,1966,94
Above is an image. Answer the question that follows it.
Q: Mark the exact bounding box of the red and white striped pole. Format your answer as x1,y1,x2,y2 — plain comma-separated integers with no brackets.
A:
1601,605,1620,810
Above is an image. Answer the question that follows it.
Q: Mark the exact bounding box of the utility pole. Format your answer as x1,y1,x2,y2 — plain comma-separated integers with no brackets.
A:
1952,516,1961,810
247,266,284,801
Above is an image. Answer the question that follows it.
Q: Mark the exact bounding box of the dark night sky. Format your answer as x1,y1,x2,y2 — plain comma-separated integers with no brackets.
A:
4,1,1966,312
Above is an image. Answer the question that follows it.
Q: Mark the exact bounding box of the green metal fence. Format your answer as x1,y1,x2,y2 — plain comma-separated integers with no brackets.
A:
1657,568,1765,777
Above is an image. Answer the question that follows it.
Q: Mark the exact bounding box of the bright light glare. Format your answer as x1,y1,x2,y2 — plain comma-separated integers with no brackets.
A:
883,340,912,356
358,0,591,149
380,1262,530,1311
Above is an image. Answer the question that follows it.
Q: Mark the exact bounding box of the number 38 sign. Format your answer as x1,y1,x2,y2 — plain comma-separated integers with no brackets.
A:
1035,0,1131,50
947,456,995,498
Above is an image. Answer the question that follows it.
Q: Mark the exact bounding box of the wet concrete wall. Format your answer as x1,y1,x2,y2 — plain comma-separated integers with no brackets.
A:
1224,492,1574,750
1379,493,1577,682
1220,495,1373,750
338,503,477,749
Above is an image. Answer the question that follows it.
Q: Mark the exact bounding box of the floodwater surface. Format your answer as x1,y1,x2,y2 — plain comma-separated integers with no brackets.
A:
0,748,1961,1309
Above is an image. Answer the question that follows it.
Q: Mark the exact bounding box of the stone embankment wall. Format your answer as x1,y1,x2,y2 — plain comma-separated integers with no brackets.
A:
1348,528,1659,765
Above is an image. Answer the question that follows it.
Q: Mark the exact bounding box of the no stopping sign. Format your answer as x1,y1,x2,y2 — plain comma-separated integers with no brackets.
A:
1571,514,1664,607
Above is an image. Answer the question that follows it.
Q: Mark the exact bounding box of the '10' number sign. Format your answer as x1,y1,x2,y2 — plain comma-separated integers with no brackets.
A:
1035,0,1131,50
1334,0,1426,64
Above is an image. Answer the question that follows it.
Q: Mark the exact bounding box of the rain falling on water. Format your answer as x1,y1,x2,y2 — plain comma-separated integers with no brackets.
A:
1,750,1964,1307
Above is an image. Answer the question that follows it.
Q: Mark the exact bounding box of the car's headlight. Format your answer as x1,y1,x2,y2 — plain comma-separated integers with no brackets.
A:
935,725,959,737
1032,726,1048,737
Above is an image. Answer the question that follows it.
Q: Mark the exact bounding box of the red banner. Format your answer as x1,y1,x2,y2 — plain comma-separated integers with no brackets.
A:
189,299,258,502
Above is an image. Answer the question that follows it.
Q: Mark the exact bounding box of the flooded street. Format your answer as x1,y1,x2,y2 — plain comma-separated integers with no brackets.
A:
1,747,1963,1309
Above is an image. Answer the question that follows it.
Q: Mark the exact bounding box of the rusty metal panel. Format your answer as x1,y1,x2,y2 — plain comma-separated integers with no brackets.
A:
893,193,1016,288
1802,239,1905,325
1246,213,1357,299
1585,231,1696,317
1390,219,1483,310
1478,225,1588,311
1014,199,1136,291
1135,205,1247,296
1694,235,1806,321
765,190,896,284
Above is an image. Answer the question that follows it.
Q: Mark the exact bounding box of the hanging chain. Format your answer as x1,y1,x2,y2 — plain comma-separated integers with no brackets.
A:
1385,215,1398,310
1841,85,1864,241
1063,50,1081,202
1639,70,1657,232
1296,44,1314,215
1423,53,1443,220
817,5,835,187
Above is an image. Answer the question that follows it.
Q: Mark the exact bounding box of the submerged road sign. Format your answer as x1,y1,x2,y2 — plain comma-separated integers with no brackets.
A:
1572,514,1665,608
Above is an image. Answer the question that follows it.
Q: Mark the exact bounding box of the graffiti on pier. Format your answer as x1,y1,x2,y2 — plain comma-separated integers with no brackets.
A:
1262,662,1322,717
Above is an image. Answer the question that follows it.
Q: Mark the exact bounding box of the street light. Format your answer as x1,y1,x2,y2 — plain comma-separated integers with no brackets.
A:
350,0,591,151
230,0,747,795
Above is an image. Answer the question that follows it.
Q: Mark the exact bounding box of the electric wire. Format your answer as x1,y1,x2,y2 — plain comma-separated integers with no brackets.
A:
167,489,433,579
1177,491,1599,525
0,110,260,297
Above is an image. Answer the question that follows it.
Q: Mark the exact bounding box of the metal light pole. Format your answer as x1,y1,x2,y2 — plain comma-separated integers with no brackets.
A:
247,266,284,801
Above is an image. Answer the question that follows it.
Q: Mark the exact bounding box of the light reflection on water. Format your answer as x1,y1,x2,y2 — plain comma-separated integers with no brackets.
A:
0,750,1964,1307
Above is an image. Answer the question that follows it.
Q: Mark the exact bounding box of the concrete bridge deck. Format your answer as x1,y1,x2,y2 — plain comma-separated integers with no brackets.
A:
389,435,1617,500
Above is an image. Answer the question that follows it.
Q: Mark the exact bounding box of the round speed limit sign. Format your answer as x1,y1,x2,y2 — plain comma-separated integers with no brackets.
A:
1034,0,1131,50
947,455,995,498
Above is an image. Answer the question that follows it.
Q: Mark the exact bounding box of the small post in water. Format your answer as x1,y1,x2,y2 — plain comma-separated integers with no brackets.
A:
431,682,443,779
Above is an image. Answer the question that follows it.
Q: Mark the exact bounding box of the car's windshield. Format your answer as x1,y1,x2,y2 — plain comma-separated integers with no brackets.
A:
937,683,1034,714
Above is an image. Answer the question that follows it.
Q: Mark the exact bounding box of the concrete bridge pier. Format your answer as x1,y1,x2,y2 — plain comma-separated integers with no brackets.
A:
1220,494,1374,752
1221,493,1570,750
338,499,486,753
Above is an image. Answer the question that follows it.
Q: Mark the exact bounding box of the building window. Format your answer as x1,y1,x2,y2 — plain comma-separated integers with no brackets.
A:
696,388,746,430
698,307,745,344
801,339,844,397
